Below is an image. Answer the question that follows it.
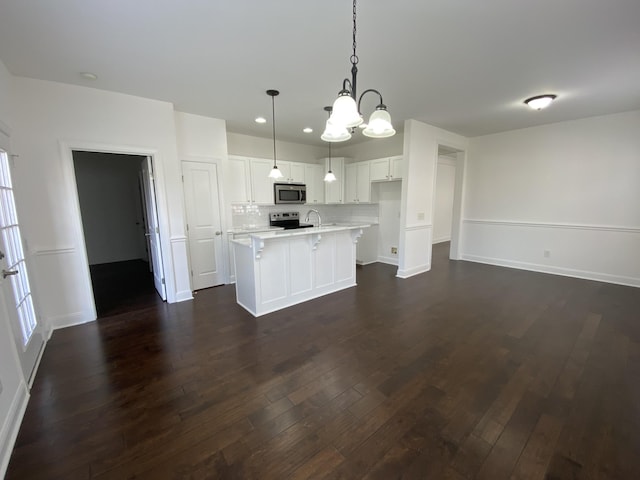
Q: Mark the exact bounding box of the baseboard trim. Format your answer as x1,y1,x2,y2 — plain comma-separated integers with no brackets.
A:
356,260,378,266
461,254,640,288
432,237,451,244
396,263,431,279
49,311,92,330
175,290,194,302
377,256,399,266
0,381,29,479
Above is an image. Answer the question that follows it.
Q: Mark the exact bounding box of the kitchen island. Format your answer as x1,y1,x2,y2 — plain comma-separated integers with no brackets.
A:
231,224,369,317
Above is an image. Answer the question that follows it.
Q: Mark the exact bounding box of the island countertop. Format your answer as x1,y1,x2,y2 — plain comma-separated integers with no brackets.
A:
231,223,370,316
231,223,372,246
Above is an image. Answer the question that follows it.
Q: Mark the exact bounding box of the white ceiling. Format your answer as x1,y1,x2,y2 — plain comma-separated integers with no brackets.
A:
1,0,639,147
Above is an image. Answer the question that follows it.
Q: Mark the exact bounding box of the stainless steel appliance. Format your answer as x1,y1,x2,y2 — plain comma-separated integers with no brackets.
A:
269,212,313,230
274,183,306,204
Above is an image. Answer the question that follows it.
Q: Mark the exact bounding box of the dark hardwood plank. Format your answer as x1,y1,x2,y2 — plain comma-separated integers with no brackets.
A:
6,242,640,479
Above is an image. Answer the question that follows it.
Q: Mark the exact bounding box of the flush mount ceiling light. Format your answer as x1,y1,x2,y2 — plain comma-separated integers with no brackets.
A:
303,127,313,133
266,90,284,180
322,107,337,182
322,0,396,142
79,72,97,81
524,94,557,110
255,117,267,124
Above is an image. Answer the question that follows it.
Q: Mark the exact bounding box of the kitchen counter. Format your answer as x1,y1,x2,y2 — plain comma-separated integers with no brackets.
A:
231,224,369,316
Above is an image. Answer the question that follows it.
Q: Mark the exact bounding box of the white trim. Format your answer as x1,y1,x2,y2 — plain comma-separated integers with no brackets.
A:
463,219,640,234
170,235,188,243
432,236,451,244
175,289,194,302
356,260,377,266
48,311,92,330
462,254,640,288
396,263,430,279
33,247,76,256
0,380,29,479
404,223,432,231
377,255,399,266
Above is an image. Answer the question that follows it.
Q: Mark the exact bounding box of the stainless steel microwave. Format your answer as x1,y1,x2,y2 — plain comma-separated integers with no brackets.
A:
274,183,306,204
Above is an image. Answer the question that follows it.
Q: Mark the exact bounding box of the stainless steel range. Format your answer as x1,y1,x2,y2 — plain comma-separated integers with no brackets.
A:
269,212,314,230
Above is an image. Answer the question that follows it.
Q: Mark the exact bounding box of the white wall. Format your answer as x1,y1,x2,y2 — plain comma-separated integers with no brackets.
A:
398,119,468,278
73,152,146,265
9,77,192,329
0,59,29,479
433,156,457,243
373,181,402,265
334,134,404,162
463,110,640,287
227,132,325,162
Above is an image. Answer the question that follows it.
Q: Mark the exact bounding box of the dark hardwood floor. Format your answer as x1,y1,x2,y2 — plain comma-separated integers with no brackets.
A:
6,243,640,479
89,260,164,317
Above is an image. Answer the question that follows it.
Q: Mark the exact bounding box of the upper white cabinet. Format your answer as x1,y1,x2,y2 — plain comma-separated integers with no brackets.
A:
370,155,404,181
249,158,276,204
305,163,325,204
277,161,306,183
323,157,346,204
345,161,371,203
227,156,251,203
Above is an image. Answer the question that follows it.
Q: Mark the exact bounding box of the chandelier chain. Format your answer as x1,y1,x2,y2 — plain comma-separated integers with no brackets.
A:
350,0,358,65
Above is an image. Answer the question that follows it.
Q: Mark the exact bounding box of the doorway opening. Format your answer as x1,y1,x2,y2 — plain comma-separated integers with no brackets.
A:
433,145,465,267
72,151,166,317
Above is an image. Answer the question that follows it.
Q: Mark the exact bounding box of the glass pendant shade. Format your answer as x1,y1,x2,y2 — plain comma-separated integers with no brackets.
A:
362,107,396,138
524,94,556,110
268,165,283,179
329,93,363,128
324,170,337,182
321,119,352,142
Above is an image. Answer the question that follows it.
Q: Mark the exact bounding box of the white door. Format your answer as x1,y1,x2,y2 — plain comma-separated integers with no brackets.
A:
140,157,166,300
0,148,45,383
182,161,224,290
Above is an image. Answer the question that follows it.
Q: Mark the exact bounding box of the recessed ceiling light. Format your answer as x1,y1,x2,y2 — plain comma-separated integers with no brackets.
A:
79,72,98,81
524,94,557,110
303,127,313,133
255,117,267,124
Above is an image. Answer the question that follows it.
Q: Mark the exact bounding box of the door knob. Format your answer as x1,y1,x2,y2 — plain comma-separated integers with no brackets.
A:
215,231,222,236
2,269,18,279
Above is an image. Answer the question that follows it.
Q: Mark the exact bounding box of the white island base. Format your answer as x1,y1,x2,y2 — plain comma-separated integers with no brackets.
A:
232,225,367,317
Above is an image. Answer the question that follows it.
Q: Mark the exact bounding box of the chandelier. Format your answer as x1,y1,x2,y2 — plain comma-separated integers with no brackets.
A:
321,0,396,142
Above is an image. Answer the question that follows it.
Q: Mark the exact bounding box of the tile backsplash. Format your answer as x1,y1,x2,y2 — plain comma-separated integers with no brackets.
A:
231,203,379,229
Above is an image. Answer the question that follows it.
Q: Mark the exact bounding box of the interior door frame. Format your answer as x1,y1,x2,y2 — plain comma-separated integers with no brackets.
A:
60,141,171,320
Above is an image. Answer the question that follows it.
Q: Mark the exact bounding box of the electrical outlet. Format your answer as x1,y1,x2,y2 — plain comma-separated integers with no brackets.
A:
417,212,425,221
544,250,551,258
391,247,398,255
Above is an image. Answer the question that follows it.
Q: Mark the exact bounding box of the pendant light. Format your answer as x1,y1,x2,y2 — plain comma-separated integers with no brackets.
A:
322,106,337,182
322,0,395,142
267,89,283,179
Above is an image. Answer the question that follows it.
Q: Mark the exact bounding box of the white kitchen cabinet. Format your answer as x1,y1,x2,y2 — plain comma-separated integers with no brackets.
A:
227,156,251,203
345,161,371,203
305,163,325,204
370,155,404,181
275,161,305,183
323,157,346,204
249,158,276,204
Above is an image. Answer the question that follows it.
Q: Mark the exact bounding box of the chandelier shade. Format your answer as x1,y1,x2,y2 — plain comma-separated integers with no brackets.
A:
362,106,396,138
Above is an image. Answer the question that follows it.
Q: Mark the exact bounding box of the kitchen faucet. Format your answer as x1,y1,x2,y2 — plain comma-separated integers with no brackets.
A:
304,209,321,227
